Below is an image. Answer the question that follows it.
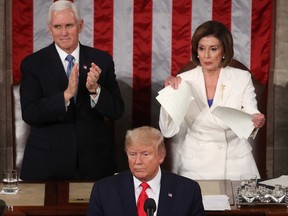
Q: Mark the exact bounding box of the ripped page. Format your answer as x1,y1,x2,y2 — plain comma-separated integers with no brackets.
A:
212,106,255,139
156,81,194,126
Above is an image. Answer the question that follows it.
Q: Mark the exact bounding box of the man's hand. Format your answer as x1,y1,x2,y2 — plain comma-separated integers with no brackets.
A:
64,63,79,102
86,62,101,94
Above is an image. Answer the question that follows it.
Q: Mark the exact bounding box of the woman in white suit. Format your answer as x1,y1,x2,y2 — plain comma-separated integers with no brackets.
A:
159,20,266,180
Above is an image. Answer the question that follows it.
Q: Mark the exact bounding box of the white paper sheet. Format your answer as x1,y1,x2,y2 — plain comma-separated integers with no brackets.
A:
211,106,255,139
202,195,231,211
259,175,288,188
156,81,194,126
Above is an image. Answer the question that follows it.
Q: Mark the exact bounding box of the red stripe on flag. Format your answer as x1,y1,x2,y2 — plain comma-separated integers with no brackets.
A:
171,0,192,76
93,0,114,55
250,0,273,85
212,0,232,30
132,0,153,127
12,0,34,85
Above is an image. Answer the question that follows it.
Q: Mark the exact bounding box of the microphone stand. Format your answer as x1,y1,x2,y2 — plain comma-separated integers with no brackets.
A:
146,208,154,216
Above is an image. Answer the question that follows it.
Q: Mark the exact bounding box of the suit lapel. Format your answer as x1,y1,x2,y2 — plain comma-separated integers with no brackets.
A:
211,67,233,110
191,68,208,107
77,44,89,102
119,171,138,216
47,43,69,87
157,171,176,216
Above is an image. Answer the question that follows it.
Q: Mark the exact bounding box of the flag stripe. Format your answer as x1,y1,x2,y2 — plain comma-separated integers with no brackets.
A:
151,0,173,84
212,0,232,30
251,0,273,85
171,0,192,76
33,0,53,51
231,0,252,69
77,0,94,47
12,0,34,84
93,0,114,55
151,0,173,122
113,0,133,131
113,0,133,85
132,0,153,127
192,0,212,34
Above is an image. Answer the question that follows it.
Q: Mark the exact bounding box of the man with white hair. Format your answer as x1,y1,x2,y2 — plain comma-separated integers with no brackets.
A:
19,0,124,181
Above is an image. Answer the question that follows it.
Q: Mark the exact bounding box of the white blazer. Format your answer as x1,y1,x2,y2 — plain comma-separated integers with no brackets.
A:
159,66,260,180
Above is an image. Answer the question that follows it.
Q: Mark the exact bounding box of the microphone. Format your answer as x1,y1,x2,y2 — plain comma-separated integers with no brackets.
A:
144,198,156,216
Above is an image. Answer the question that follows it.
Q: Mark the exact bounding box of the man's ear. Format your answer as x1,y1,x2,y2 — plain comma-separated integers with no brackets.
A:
78,19,84,33
159,153,166,164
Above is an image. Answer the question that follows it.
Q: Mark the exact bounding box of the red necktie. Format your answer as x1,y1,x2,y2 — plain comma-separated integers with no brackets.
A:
137,182,149,216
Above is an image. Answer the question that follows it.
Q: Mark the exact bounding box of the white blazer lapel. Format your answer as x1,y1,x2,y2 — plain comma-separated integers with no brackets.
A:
211,67,233,109
180,66,208,108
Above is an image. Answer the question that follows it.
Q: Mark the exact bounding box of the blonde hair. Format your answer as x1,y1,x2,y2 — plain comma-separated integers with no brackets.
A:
125,126,166,155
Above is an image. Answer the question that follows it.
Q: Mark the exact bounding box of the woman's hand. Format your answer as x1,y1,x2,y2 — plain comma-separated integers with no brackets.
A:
164,76,182,89
252,113,266,128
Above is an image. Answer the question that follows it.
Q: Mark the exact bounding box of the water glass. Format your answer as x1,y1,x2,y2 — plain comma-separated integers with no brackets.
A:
240,174,257,188
2,170,19,193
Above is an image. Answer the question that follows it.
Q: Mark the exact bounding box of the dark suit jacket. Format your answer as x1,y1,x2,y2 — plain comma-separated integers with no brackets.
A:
87,169,205,216
19,43,124,181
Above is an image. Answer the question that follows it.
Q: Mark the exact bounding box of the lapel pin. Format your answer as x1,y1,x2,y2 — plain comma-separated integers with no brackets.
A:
221,84,226,100
168,193,173,197
83,65,87,69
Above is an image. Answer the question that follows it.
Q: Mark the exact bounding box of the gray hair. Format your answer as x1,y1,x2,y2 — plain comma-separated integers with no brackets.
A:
48,0,82,24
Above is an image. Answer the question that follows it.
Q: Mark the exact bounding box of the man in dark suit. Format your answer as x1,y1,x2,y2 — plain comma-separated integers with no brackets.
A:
87,126,204,216
19,0,124,181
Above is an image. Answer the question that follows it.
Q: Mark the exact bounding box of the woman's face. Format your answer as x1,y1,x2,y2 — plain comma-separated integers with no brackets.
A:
197,35,224,72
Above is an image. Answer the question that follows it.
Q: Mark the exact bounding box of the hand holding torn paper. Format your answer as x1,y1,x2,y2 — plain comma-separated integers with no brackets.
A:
211,106,255,139
156,81,194,126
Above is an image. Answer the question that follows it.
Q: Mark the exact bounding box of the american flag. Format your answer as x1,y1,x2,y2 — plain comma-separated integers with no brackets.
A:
12,0,273,130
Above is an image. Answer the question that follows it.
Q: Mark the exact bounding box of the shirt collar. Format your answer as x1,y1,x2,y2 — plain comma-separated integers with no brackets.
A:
55,43,80,65
133,167,162,192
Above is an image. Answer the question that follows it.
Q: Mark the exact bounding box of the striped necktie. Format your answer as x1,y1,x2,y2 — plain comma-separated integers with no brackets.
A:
65,54,76,102
65,54,74,77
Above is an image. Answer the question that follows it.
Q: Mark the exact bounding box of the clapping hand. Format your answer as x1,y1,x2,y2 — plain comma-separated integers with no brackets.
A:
64,63,79,101
86,62,101,93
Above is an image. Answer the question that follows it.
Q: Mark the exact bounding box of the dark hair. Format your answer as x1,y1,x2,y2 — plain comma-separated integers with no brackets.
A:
191,20,234,67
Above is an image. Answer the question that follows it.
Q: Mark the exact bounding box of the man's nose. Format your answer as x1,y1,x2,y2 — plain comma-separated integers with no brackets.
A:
135,154,142,164
61,27,68,35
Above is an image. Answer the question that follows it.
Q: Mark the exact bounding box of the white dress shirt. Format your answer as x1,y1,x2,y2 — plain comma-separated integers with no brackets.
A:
133,167,161,215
